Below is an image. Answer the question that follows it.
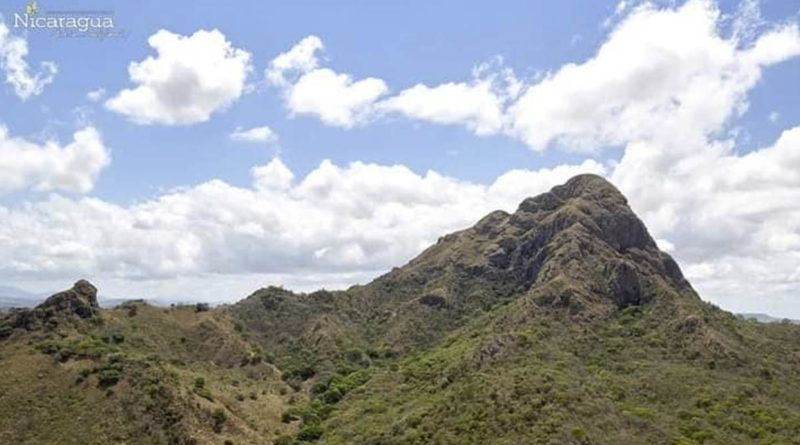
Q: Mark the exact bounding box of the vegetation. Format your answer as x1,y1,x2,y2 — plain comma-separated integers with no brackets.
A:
2,175,800,444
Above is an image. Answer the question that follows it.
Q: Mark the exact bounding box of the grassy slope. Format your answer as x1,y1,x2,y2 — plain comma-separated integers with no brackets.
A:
227,176,800,445
0,303,299,445
316,300,800,445
3,175,800,445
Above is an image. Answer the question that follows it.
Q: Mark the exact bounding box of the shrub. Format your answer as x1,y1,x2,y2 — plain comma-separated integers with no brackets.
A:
194,377,205,390
321,387,343,404
98,369,121,387
0,325,13,339
281,411,298,423
297,424,323,441
211,408,226,433
195,303,210,312
283,364,317,381
274,436,296,445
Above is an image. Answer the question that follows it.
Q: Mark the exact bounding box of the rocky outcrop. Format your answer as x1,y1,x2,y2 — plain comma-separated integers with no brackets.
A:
1,280,100,335
37,279,99,319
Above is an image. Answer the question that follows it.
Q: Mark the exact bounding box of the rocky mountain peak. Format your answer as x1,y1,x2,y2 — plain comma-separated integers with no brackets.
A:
513,174,654,253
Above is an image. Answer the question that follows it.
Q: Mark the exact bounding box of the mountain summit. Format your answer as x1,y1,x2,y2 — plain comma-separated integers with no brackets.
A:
233,173,697,355
3,175,800,445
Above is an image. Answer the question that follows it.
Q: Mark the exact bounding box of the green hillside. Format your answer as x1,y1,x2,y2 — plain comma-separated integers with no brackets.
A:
2,174,800,445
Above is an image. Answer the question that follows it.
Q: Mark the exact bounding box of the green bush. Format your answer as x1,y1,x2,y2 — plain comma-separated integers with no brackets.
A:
98,369,121,387
283,364,317,381
297,424,323,441
281,411,298,423
0,325,13,339
211,408,226,433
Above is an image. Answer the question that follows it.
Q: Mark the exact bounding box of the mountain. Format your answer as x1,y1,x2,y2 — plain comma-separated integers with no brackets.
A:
2,174,800,445
739,312,800,324
0,285,44,309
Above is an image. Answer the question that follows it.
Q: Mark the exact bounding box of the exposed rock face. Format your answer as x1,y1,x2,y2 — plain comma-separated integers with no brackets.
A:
357,173,697,344
2,280,100,334
232,174,698,355
38,279,99,319
608,261,643,308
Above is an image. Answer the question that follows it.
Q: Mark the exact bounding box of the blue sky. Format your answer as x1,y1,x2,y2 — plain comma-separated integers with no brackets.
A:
3,0,622,202
1,0,800,317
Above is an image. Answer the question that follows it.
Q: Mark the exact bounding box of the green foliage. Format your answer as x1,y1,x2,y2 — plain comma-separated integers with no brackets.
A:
211,407,227,433
193,376,205,389
0,324,13,339
297,424,324,441
282,411,299,423
97,368,121,387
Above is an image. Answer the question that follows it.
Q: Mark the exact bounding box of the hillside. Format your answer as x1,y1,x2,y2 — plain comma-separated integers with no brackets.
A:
2,174,800,445
0,282,298,445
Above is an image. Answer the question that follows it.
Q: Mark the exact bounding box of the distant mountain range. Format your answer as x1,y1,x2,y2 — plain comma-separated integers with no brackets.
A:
739,312,800,324
0,286,44,309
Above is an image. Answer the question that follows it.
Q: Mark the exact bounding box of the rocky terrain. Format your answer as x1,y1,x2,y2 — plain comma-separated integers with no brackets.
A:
2,174,799,445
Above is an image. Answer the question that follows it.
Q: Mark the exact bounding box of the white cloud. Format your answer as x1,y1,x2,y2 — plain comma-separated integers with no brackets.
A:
251,158,294,191
0,158,603,299
0,19,57,100
507,0,800,151
267,36,388,128
267,37,522,132
0,125,110,194
230,125,277,143
86,88,106,102
266,35,324,87
105,29,251,125
380,60,521,135
287,68,388,128
769,111,780,122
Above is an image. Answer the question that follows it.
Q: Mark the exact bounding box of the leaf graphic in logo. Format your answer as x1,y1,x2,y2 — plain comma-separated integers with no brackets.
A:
26,1,38,16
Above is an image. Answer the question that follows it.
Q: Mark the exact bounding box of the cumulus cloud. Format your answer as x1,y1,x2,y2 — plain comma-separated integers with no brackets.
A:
0,20,57,100
230,125,277,143
0,158,603,295
507,0,800,151
105,29,251,125
266,37,518,132
266,35,388,128
0,125,110,194
266,35,324,87
380,59,521,135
